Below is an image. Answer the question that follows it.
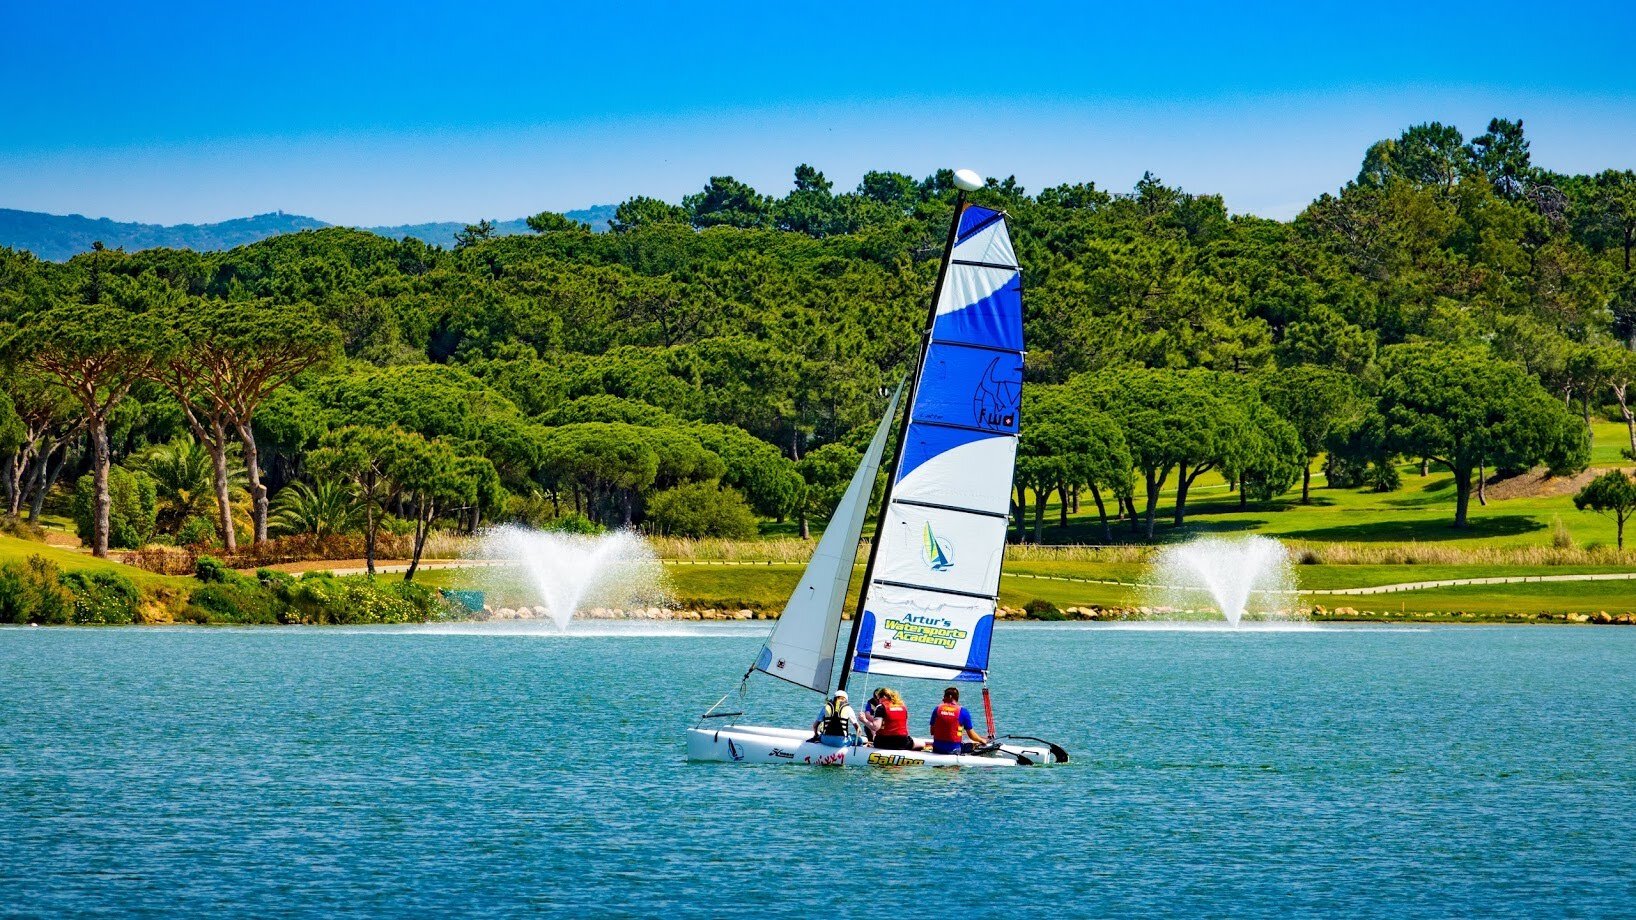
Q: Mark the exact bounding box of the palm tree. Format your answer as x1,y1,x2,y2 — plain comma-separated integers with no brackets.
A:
132,435,246,536
270,479,363,538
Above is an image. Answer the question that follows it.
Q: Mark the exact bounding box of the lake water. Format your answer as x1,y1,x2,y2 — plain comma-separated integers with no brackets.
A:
2,622,1633,917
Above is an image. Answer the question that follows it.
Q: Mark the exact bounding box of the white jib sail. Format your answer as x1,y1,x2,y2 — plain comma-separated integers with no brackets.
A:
754,385,903,692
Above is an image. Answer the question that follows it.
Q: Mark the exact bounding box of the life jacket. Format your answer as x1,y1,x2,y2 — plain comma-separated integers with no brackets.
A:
878,702,909,737
931,702,964,744
820,698,852,736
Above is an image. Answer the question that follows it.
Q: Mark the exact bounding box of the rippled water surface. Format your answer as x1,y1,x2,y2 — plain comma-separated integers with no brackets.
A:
3,623,1633,917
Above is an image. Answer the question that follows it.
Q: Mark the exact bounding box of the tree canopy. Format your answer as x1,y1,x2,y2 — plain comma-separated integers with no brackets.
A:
3,115,1634,549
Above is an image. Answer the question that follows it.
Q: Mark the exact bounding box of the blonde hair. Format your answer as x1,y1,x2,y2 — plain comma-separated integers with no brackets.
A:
880,688,904,706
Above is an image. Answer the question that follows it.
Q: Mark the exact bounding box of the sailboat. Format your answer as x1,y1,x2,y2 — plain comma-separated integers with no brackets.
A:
686,169,1067,767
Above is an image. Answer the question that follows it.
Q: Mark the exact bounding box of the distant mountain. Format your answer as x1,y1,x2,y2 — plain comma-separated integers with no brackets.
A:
0,204,617,261
0,209,330,262
367,205,618,247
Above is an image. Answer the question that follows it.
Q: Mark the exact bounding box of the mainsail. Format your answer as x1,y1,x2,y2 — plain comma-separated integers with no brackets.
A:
848,203,1022,683
753,385,903,692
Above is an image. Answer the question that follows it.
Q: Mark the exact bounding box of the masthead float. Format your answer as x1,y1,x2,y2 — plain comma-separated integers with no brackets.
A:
687,168,1068,767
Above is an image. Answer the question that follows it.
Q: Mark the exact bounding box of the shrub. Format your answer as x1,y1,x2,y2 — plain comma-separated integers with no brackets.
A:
1024,598,1066,621
194,555,232,583
212,533,416,568
71,467,159,549
255,568,294,592
645,483,757,539
278,573,444,625
1551,515,1576,550
542,512,603,535
0,516,46,541
1323,453,1368,490
183,580,287,625
0,555,73,624
59,570,140,625
1364,460,1402,493
124,545,197,576
176,515,218,547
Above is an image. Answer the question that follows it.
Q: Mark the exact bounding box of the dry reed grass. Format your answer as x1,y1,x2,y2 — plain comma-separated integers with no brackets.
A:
648,537,821,563
1004,544,1155,564
1280,541,1636,567
650,537,1636,568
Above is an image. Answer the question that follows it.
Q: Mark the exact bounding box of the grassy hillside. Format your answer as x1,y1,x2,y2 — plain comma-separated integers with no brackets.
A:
0,533,186,588
1013,419,1635,550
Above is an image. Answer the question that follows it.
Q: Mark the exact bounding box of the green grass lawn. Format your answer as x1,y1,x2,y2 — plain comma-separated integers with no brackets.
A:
0,533,187,587
1306,581,1636,616
1013,417,1636,549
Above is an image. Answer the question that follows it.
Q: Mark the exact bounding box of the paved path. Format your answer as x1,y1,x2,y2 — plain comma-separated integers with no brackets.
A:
1312,572,1636,596
1003,569,1636,596
289,560,512,577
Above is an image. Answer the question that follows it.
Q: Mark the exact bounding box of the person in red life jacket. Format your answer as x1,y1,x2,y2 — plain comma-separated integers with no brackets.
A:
870,688,915,751
927,686,986,755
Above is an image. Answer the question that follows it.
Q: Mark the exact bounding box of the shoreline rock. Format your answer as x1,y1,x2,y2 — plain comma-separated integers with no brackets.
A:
464,603,1636,626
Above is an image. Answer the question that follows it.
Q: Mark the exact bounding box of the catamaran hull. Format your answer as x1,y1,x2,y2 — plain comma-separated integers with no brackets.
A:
686,725,1059,767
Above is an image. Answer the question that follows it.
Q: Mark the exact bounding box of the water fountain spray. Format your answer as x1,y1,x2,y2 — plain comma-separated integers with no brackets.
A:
1152,536,1297,626
473,525,666,629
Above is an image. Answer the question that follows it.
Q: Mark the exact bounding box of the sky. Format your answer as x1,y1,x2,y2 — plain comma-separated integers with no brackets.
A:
4,0,1635,225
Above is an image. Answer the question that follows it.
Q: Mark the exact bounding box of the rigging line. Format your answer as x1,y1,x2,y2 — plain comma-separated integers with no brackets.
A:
699,689,734,724
923,337,1023,357
870,579,998,602
949,259,1019,271
892,498,1011,521
856,649,987,676
904,418,1020,439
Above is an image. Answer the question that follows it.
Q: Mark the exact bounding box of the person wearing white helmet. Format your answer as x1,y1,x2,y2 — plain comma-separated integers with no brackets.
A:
809,689,860,747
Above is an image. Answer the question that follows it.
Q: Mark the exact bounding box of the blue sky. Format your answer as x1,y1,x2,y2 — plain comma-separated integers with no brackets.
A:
4,0,1634,225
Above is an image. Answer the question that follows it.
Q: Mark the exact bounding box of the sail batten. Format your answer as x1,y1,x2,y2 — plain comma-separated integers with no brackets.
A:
851,203,1023,683
752,385,901,693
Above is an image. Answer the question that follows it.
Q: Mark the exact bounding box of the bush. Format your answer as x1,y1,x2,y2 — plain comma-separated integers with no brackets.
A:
194,555,232,583
124,545,197,576
645,482,757,539
59,570,140,625
1364,460,1402,493
1024,598,1066,621
256,568,294,592
0,516,46,541
278,573,448,625
0,555,73,625
184,580,287,625
542,512,603,535
1323,453,1369,490
176,515,218,547
71,467,158,549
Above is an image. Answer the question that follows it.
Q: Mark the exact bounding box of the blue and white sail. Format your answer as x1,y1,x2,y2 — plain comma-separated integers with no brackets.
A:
850,204,1022,682
754,385,903,692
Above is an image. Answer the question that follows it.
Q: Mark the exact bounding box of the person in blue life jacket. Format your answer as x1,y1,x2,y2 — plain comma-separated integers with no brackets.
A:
926,686,987,755
810,689,860,747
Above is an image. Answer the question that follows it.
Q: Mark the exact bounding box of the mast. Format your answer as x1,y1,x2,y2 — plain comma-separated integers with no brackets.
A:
836,187,969,694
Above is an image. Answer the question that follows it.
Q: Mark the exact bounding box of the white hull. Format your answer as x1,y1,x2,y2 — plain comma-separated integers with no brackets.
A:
686,724,1061,767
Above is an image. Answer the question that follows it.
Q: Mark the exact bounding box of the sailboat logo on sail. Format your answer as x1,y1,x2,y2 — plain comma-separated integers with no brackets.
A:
921,521,954,571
